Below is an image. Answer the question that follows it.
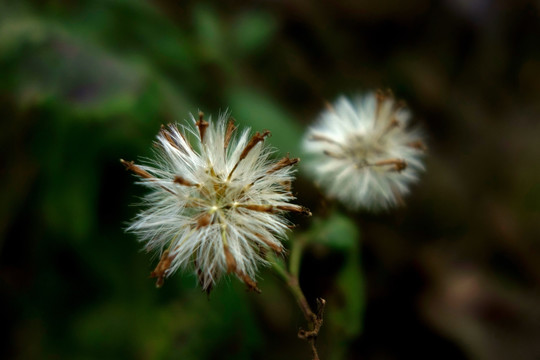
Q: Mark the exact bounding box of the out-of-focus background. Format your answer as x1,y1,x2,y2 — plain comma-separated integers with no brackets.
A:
2,0,540,359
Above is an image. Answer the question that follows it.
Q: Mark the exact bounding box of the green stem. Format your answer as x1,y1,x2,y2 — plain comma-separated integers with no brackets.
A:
268,250,324,360
289,235,306,278
269,255,289,283
268,252,315,323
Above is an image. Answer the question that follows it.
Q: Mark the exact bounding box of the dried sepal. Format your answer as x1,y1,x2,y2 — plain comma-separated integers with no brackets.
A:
195,111,209,142
267,155,300,174
150,250,174,288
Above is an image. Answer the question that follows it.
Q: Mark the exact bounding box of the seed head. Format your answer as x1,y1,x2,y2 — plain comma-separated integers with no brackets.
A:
123,112,307,293
303,90,426,211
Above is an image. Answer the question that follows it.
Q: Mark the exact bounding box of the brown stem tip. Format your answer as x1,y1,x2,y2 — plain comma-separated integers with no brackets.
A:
120,159,153,179
150,250,174,288
173,175,197,187
196,111,209,142
256,233,283,253
159,124,180,151
224,118,237,150
267,155,300,174
240,130,271,161
298,298,326,360
223,244,237,273
238,272,261,293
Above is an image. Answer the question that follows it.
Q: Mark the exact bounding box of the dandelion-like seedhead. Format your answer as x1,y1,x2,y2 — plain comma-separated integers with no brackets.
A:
303,90,426,211
123,112,309,293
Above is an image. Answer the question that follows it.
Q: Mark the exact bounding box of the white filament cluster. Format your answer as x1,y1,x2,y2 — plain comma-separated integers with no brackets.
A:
126,113,305,292
303,91,425,211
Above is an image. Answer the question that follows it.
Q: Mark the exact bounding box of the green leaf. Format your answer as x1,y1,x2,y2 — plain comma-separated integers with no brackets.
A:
308,212,360,251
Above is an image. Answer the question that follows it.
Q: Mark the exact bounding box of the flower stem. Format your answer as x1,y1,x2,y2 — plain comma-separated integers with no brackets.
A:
288,234,306,278
268,247,325,360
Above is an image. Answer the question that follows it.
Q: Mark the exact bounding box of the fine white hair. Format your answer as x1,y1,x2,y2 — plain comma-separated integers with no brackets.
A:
125,112,308,292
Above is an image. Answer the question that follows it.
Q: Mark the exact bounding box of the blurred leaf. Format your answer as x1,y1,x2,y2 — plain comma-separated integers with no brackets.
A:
0,16,195,122
227,87,303,155
193,4,226,63
233,12,278,55
307,211,364,357
325,232,365,360
0,18,143,116
308,212,360,251
71,282,262,360
328,250,364,338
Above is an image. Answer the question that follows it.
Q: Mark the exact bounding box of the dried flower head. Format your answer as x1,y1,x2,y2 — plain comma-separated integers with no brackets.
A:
303,90,426,211
122,112,309,293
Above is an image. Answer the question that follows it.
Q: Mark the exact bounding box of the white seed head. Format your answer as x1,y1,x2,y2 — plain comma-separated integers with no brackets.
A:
302,91,426,211
124,112,307,292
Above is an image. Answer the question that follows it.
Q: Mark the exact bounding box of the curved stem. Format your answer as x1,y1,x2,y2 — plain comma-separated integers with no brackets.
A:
289,235,306,278
268,250,325,360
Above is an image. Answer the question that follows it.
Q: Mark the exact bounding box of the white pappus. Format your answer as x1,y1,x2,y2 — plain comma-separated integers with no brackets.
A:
122,112,309,293
303,90,426,211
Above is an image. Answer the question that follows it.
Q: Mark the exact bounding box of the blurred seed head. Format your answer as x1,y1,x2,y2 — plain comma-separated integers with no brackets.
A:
303,90,426,211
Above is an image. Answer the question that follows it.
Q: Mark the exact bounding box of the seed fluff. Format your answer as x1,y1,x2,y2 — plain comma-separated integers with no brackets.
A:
303,90,426,211
123,112,309,293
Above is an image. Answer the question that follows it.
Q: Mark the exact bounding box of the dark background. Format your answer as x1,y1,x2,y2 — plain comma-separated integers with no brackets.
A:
2,0,540,359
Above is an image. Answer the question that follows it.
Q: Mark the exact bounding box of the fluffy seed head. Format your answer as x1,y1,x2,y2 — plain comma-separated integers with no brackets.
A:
123,112,308,293
303,90,426,211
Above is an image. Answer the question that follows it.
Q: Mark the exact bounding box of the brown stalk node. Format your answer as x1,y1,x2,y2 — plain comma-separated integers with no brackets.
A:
239,203,311,216
228,130,271,180
373,158,407,172
223,244,237,273
375,89,386,118
196,111,209,142
297,298,326,360
267,155,300,174
224,118,237,149
240,204,274,212
237,272,261,293
407,140,427,151
380,118,400,136
121,159,178,195
375,88,394,119
255,233,283,253
159,124,180,151
150,250,174,288
174,175,197,187
256,244,268,259
324,100,335,112
196,213,212,229
280,180,292,193
276,204,312,216
239,130,271,161
120,159,153,179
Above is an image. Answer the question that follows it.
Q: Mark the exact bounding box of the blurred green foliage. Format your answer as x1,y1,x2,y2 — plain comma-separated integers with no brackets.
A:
0,1,362,359
3,0,540,359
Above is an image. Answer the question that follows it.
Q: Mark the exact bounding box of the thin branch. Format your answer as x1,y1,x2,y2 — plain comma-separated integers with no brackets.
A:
268,252,325,360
